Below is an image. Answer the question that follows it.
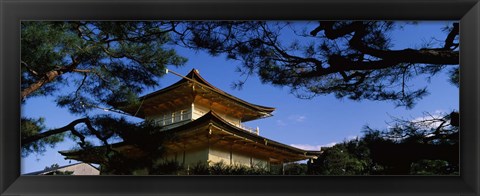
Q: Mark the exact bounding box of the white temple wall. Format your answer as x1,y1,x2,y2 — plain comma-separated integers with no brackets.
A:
231,152,251,166
208,147,231,164
184,148,209,167
159,147,209,168
192,103,209,119
208,146,268,168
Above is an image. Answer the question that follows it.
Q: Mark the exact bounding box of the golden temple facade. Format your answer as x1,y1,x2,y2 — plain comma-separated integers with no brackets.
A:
60,69,320,174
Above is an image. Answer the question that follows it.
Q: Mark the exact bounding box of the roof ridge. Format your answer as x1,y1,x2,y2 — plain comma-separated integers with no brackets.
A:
111,69,275,119
185,69,276,111
23,162,99,175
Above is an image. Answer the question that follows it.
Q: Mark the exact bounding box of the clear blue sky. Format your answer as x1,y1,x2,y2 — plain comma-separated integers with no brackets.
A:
21,21,458,174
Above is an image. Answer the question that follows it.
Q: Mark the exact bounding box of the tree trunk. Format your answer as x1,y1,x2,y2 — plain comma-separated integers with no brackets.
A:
21,69,63,99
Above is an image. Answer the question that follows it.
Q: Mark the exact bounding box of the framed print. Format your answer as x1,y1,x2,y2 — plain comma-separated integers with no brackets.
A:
1,0,479,195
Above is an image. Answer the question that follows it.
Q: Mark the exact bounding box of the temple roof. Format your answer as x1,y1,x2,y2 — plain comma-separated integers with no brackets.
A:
163,111,321,159
24,163,99,175
111,69,275,121
59,111,321,164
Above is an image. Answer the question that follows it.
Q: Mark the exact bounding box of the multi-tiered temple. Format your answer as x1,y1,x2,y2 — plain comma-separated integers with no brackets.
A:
60,69,321,174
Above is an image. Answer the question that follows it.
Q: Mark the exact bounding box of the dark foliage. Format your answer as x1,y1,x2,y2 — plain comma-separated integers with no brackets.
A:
173,21,459,108
310,111,459,175
21,117,64,157
21,21,186,155
158,161,274,175
76,117,172,175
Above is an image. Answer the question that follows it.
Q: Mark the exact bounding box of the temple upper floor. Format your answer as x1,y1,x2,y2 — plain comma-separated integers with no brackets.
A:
146,101,260,135
112,69,272,135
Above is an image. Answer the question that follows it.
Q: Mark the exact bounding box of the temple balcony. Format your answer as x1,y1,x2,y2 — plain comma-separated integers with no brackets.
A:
153,110,192,130
235,122,260,135
153,109,259,135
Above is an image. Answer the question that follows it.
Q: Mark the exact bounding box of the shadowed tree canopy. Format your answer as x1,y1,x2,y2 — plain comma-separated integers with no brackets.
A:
172,21,459,108
309,111,459,175
364,111,459,174
21,117,64,156
21,21,459,153
22,21,186,109
21,21,186,156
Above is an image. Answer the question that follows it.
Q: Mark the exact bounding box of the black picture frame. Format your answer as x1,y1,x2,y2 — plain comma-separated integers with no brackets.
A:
1,0,479,195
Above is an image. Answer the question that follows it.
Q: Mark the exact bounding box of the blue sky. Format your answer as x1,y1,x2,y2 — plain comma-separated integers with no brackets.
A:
21,21,458,174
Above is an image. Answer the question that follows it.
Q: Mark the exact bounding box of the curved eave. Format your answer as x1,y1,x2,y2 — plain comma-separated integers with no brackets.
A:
108,81,189,116
59,111,320,163
110,69,275,118
186,69,275,113
166,111,320,158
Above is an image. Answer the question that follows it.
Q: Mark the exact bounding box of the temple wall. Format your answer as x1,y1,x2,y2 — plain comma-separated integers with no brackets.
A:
208,147,268,168
251,157,269,169
192,103,209,119
162,146,269,169
160,147,209,168
184,147,209,167
104,146,273,174
208,147,231,164
231,152,251,166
